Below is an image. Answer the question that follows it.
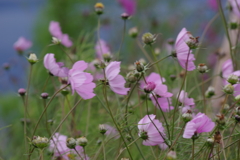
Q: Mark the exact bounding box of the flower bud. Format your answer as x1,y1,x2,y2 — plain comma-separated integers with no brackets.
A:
229,22,238,30
166,150,177,160
154,48,161,55
28,53,38,65
121,13,130,20
223,84,234,94
20,118,31,125
32,136,49,149
100,61,106,69
142,32,157,45
18,88,26,96
52,37,61,45
41,92,49,99
197,63,208,73
235,95,240,105
135,61,145,72
222,104,230,114
182,110,193,122
236,107,240,115
97,139,102,145
76,137,88,147
99,124,107,135
126,134,132,142
186,33,199,49
170,75,176,81
128,27,138,38
216,114,225,130
205,86,215,98
103,54,112,62
3,63,10,70
94,3,104,15
235,115,240,123
206,137,214,147
167,38,175,45
227,74,239,85
47,119,54,126
214,131,221,143
144,82,156,93
126,72,137,83
66,137,76,149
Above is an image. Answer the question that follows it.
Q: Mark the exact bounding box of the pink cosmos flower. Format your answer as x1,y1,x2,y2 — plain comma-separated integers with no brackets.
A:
229,0,240,18
183,113,215,139
49,21,73,47
105,61,130,95
222,59,233,79
174,28,196,71
138,114,165,146
68,61,96,99
178,90,195,106
118,0,136,15
44,53,69,77
95,39,111,59
104,124,120,139
49,133,89,160
13,37,32,52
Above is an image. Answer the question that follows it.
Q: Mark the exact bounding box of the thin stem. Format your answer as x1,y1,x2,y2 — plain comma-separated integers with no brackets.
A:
192,139,195,160
22,96,27,153
102,135,106,160
201,74,207,113
41,75,50,92
83,147,87,160
25,64,33,115
220,95,229,113
136,39,153,63
148,55,171,68
59,45,74,63
74,148,84,160
117,19,126,60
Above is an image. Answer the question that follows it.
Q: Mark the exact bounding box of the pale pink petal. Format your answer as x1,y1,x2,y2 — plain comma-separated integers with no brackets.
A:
183,121,197,138
13,37,32,51
49,21,62,38
72,60,88,71
60,34,73,47
118,0,136,15
105,61,120,81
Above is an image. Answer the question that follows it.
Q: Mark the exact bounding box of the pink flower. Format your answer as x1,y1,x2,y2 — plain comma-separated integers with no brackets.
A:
49,21,73,47
44,53,69,77
49,133,89,160
138,114,165,146
150,97,174,112
13,37,32,52
104,124,120,139
178,90,195,106
95,39,111,59
105,61,130,95
174,28,196,71
144,82,156,93
68,61,96,99
208,0,218,11
118,0,136,15
229,0,240,18
222,59,233,79
183,113,215,139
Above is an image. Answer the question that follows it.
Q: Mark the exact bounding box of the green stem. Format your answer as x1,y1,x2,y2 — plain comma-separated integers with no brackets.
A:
25,64,33,116
117,19,126,60
59,45,74,63
148,55,172,68
192,139,195,160
102,135,106,160
74,148,84,160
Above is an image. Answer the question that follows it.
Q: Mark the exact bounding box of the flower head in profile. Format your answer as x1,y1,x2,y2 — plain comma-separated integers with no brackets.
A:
178,90,195,106
183,113,215,139
49,133,89,160
104,61,130,95
173,28,196,71
138,114,165,146
229,0,240,18
44,53,69,77
95,39,111,60
68,61,96,99
118,0,136,15
49,21,73,47
13,37,32,53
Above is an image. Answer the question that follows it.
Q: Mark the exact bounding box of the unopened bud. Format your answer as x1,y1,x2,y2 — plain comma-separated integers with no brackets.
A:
235,115,240,123
170,75,176,81
227,74,239,85
236,107,240,115
216,114,225,130
32,136,49,149
154,48,161,55
197,63,208,73
167,38,175,45
206,137,214,147
18,88,26,96
166,150,177,160
20,118,31,125
28,53,38,64
229,22,238,30
76,137,88,147
235,95,240,105
3,63,10,70
223,84,234,94
142,32,157,45
126,72,138,83
135,61,145,72
214,131,221,143
182,110,193,122
94,3,104,15
205,86,215,98
100,61,106,69
99,124,107,135
47,119,54,126
186,33,199,49
103,54,112,62
121,13,130,20
66,138,76,149
222,104,229,114
126,134,132,142
52,37,61,45
129,27,138,38
144,82,156,93
41,92,49,99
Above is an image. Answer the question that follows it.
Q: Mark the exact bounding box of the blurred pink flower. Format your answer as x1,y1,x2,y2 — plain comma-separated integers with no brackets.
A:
229,0,240,17
222,59,233,79
183,113,215,139
118,0,136,15
68,61,96,99
151,97,174,112
174,28,196,71
44,53,69,77
208,0,218,11
104,124,120,139
95,39,111,59
105,61,130,95
49,133,89,160
138,114,165,146
178,90,195,106
49,21,73,47
13,37,32,52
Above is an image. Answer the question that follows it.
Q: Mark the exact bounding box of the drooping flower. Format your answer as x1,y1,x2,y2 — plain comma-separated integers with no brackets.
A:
138,114,165,146
13,37,32,53
105,61,130,95
68,61,96,99
118,0,136,15
174,28,196,71
49,133,89,160
43,53,69,77
178,90,195,106
95,39,111,59
183,113,215,139
49,21,73,47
